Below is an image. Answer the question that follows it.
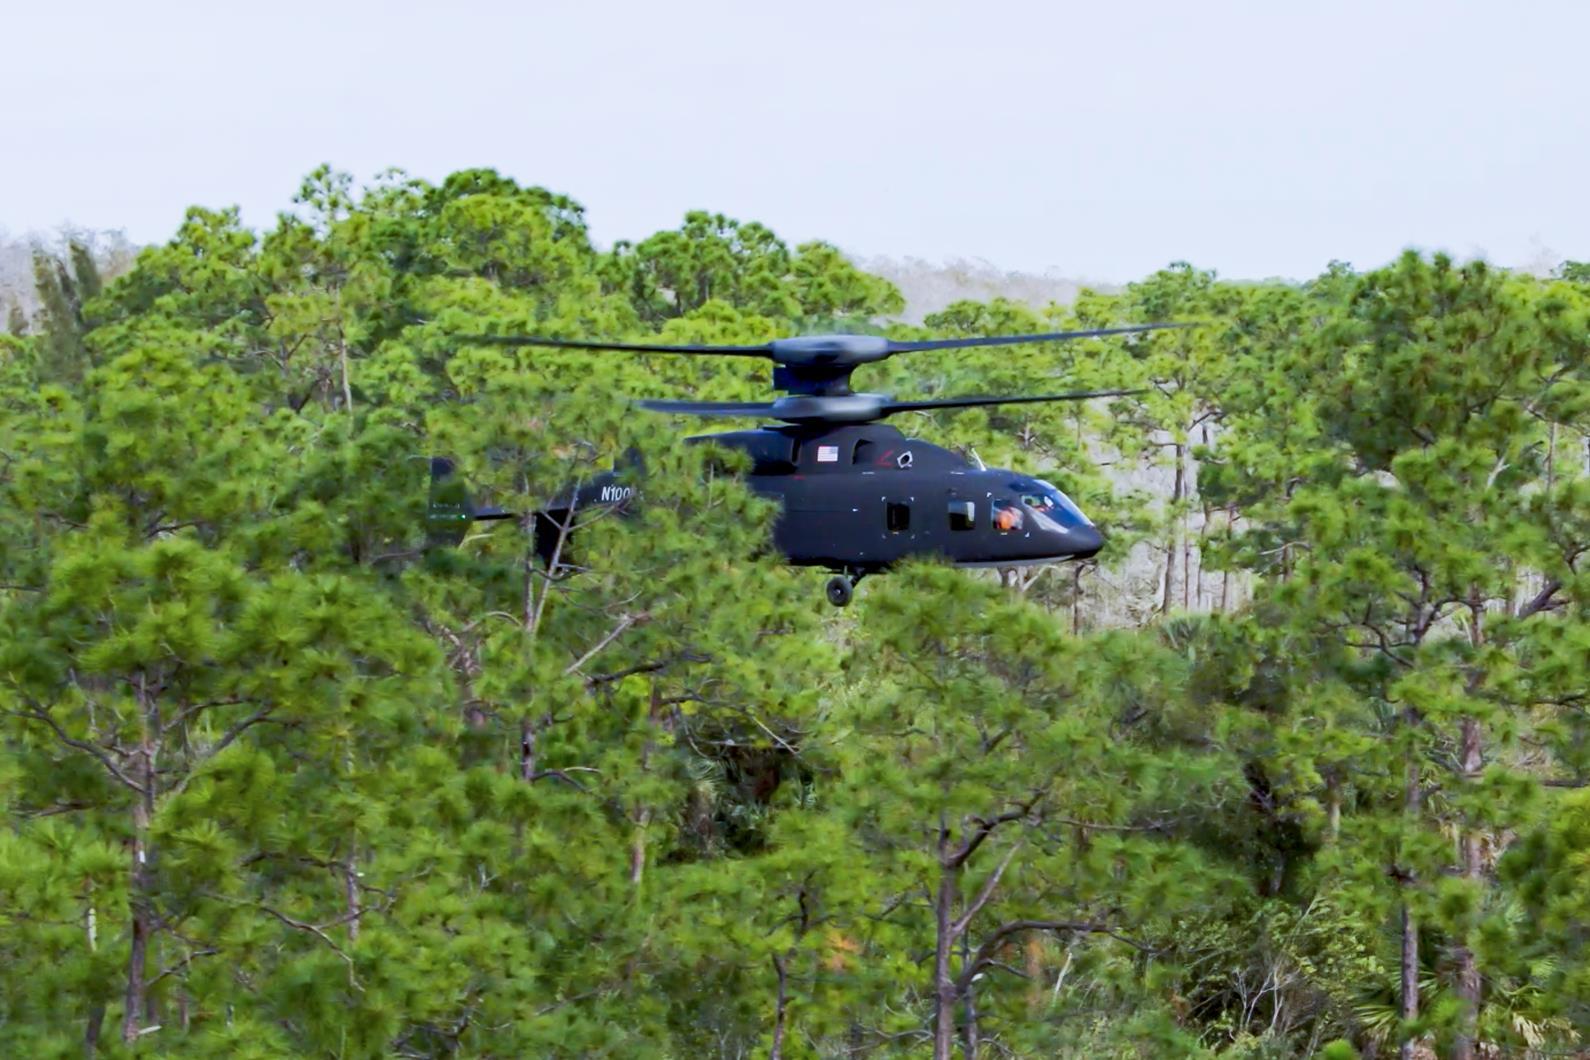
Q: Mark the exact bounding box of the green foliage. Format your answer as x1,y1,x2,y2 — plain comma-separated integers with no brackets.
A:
1,168,1586,1059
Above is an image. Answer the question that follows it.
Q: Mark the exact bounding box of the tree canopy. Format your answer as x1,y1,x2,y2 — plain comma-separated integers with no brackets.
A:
1,168,1586,1059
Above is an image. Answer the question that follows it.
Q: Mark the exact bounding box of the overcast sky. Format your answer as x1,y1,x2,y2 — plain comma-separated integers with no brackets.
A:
4,0,1586,282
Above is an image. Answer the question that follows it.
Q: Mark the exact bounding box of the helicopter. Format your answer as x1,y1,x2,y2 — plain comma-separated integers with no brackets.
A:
427,324,1181,606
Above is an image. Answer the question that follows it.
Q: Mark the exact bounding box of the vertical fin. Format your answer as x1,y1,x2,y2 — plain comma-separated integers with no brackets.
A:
426,457,516,547
426,457,474,547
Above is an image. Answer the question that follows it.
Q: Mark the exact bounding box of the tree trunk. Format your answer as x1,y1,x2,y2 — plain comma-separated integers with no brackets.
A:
933,821,958,1060
769,954,789,1060
344,842,361,943
85,1003,104,1056
1161,443,1184,614
628,816,649,886
1220,506,1234,612
337,331,353,413
1025,936,1044,1013
1181,447,1193,610
1071,564,1084,635
1399,745,1421,1060
1546,421,1556,493
960,930,980,1059
85,881,104,1055
1453,604,1487,1059
1399,900,1419,1060
630,679,665,887
122,797,152,1043
519,716,536,783
122,679,158,1044
1452,716,1484,1060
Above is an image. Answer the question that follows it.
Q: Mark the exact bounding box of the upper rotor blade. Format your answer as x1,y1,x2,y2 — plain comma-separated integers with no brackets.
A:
457,335,773,357
636,399,780,417
886,323,1191,354
882,388,1144,415
451,323,1189,362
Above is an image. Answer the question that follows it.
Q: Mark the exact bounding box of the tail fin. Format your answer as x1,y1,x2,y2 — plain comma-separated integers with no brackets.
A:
426,457,512,547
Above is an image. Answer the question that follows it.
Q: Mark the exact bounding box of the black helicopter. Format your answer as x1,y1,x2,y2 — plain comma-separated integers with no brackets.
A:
428,325,1179,606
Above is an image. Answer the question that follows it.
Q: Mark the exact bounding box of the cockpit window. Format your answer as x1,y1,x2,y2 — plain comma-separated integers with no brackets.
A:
992,499,1024,533
1014,479,1093,528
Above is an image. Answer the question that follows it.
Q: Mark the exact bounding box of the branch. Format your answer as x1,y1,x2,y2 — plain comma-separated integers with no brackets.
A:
172,706,279,796
149,947,220,987
586,661,667,686
1518,578,1563,620
249,901,355,970
1048,817,1169,834
526,767,601,791
162,697,251,737
948,791,1042,869
563,612,649,677
951,841,1022,938
586,651,712,687
145,520,205,539
10,707,145,795
955,919,1152,993
731,704,802,756
205,706,275,761
860,889,919,925
529,490,581,635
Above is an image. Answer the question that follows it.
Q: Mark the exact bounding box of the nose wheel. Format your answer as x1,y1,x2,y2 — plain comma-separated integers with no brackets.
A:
825,570,864,607
825,576,852,607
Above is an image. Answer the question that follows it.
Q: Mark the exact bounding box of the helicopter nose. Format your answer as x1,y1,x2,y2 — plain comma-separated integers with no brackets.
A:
1067,524,1103,559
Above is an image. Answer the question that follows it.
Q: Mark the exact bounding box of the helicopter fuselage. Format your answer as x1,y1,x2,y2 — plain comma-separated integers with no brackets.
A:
688,423,1103,574
437,421,1104,605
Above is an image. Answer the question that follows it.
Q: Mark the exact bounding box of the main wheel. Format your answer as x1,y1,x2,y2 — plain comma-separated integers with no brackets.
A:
825,575,853,607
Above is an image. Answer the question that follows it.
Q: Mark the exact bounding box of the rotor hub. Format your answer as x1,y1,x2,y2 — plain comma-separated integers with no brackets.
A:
766,334,892,366
768,393,890,424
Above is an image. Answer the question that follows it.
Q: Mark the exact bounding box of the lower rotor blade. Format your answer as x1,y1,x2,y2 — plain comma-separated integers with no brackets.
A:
882,389,1144,414
457,335,772,356
637,399,780,417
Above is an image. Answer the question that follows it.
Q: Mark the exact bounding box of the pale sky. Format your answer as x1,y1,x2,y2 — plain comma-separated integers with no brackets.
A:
5,0,1586,282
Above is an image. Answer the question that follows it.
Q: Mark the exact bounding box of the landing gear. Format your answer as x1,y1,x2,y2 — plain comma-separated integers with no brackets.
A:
825,576,853,607
825,569,865,607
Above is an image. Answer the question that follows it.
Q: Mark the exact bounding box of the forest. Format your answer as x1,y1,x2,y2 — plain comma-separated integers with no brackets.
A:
1,166,1587,1059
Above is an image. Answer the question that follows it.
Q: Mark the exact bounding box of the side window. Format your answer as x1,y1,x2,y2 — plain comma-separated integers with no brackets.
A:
853,439,876,465
992,499,1024,533
886,502,910,533
947,500,976,531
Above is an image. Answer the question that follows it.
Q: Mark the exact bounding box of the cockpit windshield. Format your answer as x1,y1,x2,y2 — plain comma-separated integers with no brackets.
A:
1014,479,1093,529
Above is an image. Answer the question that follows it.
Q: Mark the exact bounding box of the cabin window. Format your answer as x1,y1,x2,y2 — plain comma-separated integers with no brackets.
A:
947,500,976,531
886,502,910,533
992,499,1024,533
853,439,876,464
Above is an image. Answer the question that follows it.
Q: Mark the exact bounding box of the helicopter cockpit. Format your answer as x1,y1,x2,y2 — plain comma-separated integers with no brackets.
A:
1006,479,1093,531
